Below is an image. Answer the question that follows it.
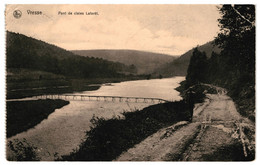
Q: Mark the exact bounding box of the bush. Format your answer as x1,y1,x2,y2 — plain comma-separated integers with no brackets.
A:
7,138,39,161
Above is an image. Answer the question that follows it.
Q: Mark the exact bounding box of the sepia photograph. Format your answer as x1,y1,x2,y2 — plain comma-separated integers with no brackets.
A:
3,2,256,161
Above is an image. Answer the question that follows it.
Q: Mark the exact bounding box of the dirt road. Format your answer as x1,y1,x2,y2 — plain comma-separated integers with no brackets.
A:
116,85,255,161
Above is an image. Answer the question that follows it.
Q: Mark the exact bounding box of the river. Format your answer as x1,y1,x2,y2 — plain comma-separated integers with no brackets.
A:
7,76,185,160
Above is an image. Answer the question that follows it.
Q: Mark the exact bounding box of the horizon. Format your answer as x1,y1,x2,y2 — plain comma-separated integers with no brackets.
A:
6,29,213,58
7,30,181,57
5,4,220,56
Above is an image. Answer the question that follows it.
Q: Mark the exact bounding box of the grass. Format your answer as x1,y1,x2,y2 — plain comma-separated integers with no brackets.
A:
60,101,191,161
6,99,69,138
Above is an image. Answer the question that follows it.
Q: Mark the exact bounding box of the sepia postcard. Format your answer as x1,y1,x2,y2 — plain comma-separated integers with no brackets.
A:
4,4,255,161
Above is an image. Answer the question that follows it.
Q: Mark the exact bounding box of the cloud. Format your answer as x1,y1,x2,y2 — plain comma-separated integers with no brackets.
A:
48,17,201,55
6,5,220,56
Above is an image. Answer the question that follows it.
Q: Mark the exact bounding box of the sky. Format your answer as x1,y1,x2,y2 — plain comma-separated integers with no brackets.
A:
5,4,221,56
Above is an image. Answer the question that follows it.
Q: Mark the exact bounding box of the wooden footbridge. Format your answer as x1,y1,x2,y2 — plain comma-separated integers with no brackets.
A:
33,94,169,103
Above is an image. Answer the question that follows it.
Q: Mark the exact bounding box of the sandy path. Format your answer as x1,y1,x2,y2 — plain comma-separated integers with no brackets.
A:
116,122,200,161
116,86,255,161
116,97,209,161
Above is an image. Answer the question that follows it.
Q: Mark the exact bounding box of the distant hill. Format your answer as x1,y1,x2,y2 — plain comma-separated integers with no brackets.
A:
6,31,136,78
157,41,221,77
72,50,177,74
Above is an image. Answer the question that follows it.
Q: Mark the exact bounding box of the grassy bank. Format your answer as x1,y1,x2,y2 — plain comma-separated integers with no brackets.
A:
60,101,191,161
6,99,69,138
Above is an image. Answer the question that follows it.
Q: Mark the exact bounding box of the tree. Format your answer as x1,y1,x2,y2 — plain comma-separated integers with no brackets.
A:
185,48,208,88
215,5,255,75
212,5,256,124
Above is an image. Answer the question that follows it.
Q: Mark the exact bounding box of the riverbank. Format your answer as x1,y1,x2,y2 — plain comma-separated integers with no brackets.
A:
60,101,191,161
7,76,148,99
6,99,69,138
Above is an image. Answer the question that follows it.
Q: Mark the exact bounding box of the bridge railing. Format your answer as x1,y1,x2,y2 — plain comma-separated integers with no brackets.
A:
33,94,169,103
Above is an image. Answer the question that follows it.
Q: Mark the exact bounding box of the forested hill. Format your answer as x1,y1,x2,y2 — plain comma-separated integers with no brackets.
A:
72,50,176,74
157,41,221,77
6,31,136,78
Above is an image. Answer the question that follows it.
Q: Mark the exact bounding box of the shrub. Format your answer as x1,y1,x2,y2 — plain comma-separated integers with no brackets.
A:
7,138,39,161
